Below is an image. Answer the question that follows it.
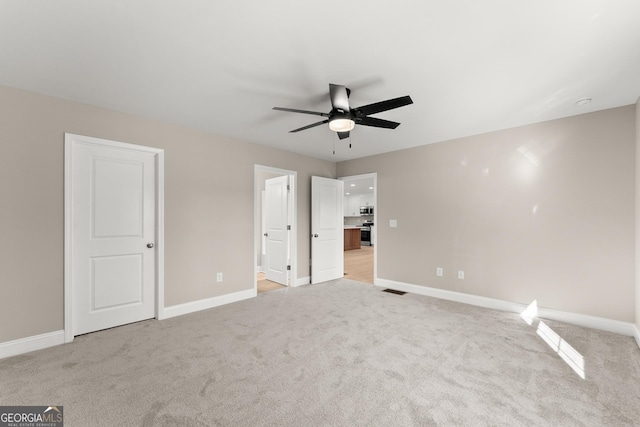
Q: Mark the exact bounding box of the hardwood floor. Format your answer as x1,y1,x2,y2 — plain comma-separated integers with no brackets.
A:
344,245,374,284
256,272,286,294
257,245,374,292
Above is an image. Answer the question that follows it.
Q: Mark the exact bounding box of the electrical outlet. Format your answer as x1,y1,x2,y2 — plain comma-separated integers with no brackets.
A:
436,267,443,277
457,270,464,280
389,219,397,228
216,272,223,282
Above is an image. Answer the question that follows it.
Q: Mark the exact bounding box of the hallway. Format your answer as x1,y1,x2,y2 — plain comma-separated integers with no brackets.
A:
344,245,374,284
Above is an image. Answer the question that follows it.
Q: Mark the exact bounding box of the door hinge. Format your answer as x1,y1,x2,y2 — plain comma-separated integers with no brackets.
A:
287,265,291,271
287,225,291,230
287,184,290,191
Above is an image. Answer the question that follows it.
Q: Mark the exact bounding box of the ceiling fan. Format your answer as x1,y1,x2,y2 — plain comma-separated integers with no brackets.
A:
273,83,413,140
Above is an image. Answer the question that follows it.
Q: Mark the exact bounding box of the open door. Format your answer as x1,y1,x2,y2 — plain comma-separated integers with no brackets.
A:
264,175,289,285
311,176,344,284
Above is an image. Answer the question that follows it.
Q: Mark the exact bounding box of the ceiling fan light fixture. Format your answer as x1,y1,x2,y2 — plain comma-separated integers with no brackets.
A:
329,118,355,132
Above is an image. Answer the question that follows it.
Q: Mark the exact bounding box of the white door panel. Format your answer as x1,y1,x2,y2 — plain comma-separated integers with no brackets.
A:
92,158,144,237
311,176,343,284
91,254,143,309
68,135,157,336
265,175,288,285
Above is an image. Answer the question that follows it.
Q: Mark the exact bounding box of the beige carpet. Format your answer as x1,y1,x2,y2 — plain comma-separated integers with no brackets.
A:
1,279,639,426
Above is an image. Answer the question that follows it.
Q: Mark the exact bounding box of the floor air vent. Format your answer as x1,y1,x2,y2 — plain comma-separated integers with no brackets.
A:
382,289,406,295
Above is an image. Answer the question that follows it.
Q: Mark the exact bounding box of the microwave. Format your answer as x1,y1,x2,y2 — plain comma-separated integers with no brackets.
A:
359,206,373,215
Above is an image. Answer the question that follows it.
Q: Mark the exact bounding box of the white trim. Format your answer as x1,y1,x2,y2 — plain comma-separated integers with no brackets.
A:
3,287,253,358
295,276,311,287
64,133,165,339
64,136,73,343
375,278,525,312
4,286,635,358
375,278,637,337
0,330,65,360
535,306,635,337
162,289,256,319
155,150,166,320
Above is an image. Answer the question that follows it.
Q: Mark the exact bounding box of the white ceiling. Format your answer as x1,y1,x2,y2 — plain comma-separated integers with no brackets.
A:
340,176,374,196
1,1,639,162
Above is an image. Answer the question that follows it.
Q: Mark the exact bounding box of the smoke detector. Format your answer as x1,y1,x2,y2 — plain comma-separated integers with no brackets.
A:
575,98,592,107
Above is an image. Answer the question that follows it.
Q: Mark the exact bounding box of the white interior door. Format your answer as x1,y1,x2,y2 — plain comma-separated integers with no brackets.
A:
67,134,157,336
311,176,344,284
264,175,289,285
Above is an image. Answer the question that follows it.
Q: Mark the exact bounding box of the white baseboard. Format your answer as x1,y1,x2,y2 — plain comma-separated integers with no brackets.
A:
375,278,637,338
162,288,256,319
4,283,636,360
294,276,310,287
0,330,65,360
535,306,636,337
2,289,258,358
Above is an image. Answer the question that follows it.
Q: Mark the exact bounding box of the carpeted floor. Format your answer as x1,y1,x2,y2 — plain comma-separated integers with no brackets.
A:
1,279,639,426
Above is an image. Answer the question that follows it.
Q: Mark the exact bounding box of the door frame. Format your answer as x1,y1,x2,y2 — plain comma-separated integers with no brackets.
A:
254,165,297,289
64,133,165,343
338,172,378,283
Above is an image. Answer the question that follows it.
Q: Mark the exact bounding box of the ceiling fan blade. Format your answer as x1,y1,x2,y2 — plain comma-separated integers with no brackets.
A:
354,95,413,116
356,116,400,129
329,84,350,112
273,107,329,117
337,131,350,140
289,120,329,133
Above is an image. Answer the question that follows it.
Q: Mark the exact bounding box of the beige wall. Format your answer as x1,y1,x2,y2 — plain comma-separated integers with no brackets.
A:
1,82,636,345
0,85,335,343
338,106,636,322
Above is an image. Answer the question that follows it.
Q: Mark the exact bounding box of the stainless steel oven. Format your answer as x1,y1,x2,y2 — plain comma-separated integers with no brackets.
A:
360,226,371,246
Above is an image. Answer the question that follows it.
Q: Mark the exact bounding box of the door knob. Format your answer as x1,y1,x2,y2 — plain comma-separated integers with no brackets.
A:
313,234,319,238
264,233,268,237
146,243,154,248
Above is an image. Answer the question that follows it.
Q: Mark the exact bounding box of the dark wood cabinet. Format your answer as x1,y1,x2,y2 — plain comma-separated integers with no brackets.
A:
344,228,361,251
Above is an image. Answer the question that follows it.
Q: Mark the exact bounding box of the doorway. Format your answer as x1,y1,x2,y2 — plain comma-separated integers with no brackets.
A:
64,134,164,342
339,173,377,285
310,176,344,284
254,165,297,294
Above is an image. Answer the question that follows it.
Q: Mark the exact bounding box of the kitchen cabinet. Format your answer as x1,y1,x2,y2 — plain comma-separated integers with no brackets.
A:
344,193,375,217
344,228,361,250
344,195,361,217
361,193,374,207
